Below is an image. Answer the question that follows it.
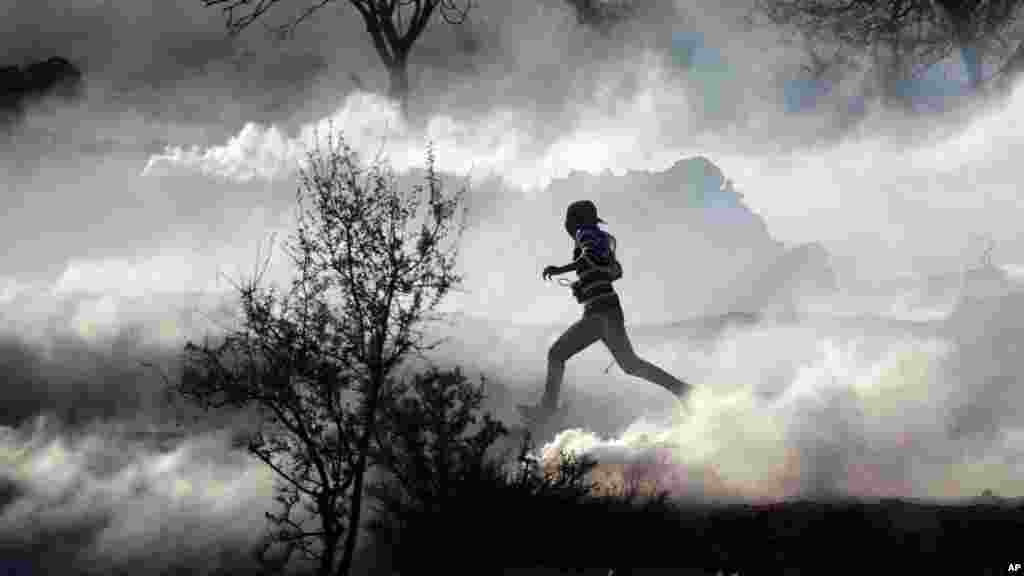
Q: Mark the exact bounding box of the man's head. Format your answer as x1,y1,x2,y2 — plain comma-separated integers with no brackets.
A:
564,200,605,237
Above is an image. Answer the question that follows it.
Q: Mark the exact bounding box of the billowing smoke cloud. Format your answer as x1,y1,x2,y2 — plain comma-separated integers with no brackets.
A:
141,47,1024,283
3,2,1024,570
534,317,1024,504
139,77,1024,324
8,0,1022,333
0,416,293,575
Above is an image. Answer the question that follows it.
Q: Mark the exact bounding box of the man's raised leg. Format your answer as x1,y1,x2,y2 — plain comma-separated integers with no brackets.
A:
601,306,691,397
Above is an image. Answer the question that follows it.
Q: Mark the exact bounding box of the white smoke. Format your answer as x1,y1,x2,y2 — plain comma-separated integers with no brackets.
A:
0,416,280,573
534,321,1024,503
142,54,698,193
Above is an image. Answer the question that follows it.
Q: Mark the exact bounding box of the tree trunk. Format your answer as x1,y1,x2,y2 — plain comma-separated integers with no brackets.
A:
870,41,895,107
874,36,911,109
387,60,410,114
337,365,385,576
318,530,336,576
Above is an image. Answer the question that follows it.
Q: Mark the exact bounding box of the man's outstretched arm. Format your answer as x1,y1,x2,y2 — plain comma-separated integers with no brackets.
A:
551,260,584,275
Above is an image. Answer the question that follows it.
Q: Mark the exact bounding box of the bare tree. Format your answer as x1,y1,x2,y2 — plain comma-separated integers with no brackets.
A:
754,0,1024,98
202,0,473,109
172,128,468,576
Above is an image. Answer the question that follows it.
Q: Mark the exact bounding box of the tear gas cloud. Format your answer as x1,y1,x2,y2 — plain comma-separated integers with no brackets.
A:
0,417,286,575
2,0,1024,569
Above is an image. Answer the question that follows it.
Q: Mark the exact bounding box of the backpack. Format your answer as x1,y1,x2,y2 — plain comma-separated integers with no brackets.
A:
574,227,623,282
605,233,623,281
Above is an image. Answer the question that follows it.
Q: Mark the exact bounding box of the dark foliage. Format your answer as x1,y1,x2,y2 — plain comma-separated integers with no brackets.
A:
369,365,509,512
0,57,82,125
753,0,1024,92
564,0,636,34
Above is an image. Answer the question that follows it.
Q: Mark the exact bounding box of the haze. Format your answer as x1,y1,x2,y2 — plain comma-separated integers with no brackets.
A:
2,1,1023,573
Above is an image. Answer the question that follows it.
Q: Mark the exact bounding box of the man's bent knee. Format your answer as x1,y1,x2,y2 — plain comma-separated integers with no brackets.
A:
617,355,642,376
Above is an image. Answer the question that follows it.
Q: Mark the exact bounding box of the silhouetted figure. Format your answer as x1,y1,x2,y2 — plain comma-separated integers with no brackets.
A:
518,200,691,430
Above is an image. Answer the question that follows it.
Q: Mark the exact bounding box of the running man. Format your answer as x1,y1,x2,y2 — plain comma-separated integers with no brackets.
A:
518,200,691,429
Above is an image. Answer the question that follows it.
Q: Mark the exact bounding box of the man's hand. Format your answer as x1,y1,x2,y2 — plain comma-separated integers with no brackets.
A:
542,265,560,281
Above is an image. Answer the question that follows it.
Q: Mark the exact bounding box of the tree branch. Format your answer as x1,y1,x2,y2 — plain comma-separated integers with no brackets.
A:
402,0,438,53
250,440,322,498
203,0,283,35
349,1,398,66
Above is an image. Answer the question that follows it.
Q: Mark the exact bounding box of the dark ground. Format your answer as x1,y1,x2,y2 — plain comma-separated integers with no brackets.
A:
2,436,1022,576
379,478,1023,575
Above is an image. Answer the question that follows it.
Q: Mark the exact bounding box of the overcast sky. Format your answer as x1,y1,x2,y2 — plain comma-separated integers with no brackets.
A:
2,0,1024,507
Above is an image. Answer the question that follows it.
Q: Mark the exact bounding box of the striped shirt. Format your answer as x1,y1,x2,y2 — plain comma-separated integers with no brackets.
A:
571,224,622,309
